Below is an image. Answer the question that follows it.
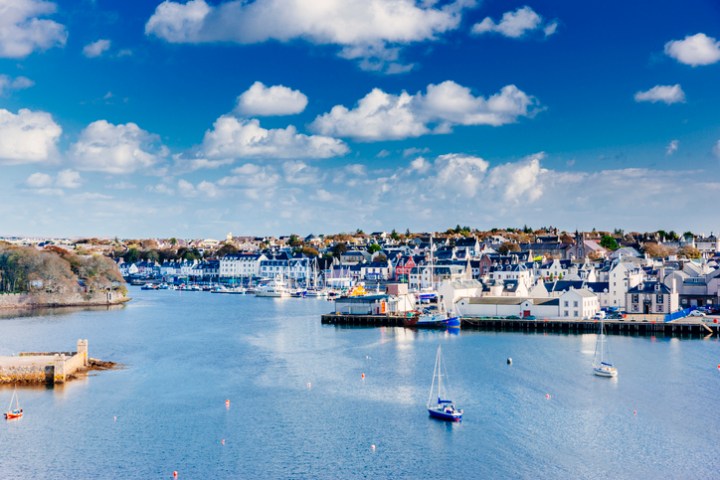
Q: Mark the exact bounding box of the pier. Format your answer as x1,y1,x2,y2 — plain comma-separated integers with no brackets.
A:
321,314,720,336
0,339,91,385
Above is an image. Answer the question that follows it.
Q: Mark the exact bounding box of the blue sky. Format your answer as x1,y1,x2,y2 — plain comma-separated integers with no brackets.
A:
1,0,719,238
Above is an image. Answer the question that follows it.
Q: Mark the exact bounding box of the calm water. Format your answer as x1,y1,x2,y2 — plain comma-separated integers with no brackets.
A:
1,288,718,479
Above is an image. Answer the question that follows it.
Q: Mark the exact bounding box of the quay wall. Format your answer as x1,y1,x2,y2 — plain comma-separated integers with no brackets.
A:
0,291,128,310
0,339,90,385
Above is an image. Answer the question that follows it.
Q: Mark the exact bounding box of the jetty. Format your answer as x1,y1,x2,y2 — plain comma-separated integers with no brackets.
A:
0,339,106,385
321,314,720,336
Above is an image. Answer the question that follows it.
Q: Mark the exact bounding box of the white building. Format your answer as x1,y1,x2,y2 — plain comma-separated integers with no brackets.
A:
219,253,267,278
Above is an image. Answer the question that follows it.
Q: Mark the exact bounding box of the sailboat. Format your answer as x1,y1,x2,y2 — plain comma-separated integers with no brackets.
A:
4,387,23,420
427,345,463,422
593,319,618,378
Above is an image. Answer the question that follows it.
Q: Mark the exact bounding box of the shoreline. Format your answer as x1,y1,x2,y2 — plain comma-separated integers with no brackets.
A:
0,294,130,311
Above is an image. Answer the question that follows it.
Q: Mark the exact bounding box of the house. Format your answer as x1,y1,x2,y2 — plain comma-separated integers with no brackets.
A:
625,281,679,314
558,288,600,319
219,253,267,278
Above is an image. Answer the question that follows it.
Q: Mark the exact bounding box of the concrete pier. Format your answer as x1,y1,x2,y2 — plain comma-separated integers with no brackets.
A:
321,314,720,336
0,339,91,385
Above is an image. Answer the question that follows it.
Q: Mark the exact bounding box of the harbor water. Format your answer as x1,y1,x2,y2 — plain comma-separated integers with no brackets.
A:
1,287,718,479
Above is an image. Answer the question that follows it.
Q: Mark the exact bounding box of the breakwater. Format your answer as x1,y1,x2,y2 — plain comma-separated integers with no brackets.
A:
0,291,129,310
0,339,92,384
321,314,719,336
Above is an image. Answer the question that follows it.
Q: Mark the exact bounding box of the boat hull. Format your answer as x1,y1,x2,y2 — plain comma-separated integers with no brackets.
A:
405,316,461,329
593,366,618,378
4,411,22,420
428,407,462,422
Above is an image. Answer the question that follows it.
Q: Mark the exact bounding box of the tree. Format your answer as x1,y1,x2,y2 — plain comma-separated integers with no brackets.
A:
298,246,319,257
288,234,303,247
643,242,669,258
124,247,140,264
677,245,701,259
332,243,347,258
374,253,388,263
368,243,382,254
600,235,619,251
215,243,239,258
498,242,520,254
390,229,400,241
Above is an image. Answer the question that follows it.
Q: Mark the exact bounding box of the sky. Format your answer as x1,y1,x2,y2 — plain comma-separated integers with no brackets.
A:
0,0,719,239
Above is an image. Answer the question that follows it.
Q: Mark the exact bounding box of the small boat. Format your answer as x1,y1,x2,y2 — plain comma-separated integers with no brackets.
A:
4,387,23,420
305,288,328,298
593,319,617,378
404,306,461,329
255,276,290,298
427,345,462,422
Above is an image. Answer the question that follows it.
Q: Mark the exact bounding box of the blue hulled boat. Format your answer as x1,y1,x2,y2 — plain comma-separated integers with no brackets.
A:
427,345,463,422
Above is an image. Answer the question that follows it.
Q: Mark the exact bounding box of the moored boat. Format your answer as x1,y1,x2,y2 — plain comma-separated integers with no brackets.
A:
427,345,462,422
4,387,23,420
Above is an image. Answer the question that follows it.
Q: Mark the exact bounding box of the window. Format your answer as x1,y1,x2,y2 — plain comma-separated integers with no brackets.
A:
632,294,639,303
656,305,663,313
564,301,569,307
656,295,663,304
574,310,578,317
564,310,569,317
573,301,578,307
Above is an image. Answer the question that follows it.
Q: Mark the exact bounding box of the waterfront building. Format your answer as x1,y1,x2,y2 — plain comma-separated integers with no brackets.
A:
625,281,679,314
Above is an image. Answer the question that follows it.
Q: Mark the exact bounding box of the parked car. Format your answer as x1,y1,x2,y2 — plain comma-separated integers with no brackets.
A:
506,315,520,319
688,310,706,317
524,315,537,320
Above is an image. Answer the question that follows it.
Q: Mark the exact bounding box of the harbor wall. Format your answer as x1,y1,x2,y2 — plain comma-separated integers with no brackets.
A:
0,291,128,310
0,339,90,384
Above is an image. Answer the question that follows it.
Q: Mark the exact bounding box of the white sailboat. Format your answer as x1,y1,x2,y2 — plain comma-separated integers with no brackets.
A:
593,319,617,377
426,345,463,422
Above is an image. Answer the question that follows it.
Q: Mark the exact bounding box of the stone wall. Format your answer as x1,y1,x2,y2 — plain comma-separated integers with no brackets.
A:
0,339,89,384
0,291,128,310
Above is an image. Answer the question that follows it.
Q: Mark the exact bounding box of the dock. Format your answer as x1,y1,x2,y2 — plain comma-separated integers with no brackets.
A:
0,339,90,385
321,314,720,336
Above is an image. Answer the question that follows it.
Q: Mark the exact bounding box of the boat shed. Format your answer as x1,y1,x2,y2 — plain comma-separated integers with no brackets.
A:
334,294,391,315
455,296,560,318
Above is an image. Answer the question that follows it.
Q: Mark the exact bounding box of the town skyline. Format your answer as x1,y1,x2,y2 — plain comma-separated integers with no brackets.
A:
1,1,719,238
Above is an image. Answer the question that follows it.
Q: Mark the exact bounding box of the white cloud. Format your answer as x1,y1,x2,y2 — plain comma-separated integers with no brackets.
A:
311,81,537,141
217,163,280,188
202,116,349,160
0,108,61,165
145,0,474,72
0,75,34,96
472,6,557,39
410,156,431,174
486,153,545,202
666,140,679,156
25,169,82,190
634,84,685,104
26,172,53,188
70,120,168,174
56,169,82,188
434,153,489,196
83,39,112,58
665,33,720,66
235,81,308,116
282,160,322,185
0,0,67,58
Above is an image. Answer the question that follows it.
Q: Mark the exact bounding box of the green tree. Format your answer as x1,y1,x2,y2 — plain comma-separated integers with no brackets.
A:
600,235,619,251
288,234,303,247
368,243,382,254
332,243,347,258
390,229,400,241
124,247,140,264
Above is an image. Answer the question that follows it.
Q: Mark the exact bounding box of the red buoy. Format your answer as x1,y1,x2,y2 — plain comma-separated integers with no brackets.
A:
361,373,365,379
173,471,178,478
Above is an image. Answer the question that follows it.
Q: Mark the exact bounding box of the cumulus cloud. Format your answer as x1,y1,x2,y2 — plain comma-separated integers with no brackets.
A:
83,39,112,58
634,84,685,104
26,169,82,190
311,81,538,141
70,120,169,174
145,0,474,72
201,116,349,160
486,153,545,202
0,75,34,96
0,108,61,165
217,163,280,188
177,178,220,198
235,81,308,116
433,153,489,196
0,0,67,58
665,33,720,66
472,6,557,38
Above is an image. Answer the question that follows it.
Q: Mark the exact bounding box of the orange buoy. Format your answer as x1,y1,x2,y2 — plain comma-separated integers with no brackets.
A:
361,373,365,379
173,471,178,478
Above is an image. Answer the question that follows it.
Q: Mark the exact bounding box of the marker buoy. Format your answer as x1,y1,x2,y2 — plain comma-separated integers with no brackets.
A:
361,373,365,379
371,444,376,451
225,399,230,409
221,439,225,446
507,357,512,365
633,410,637,416
113,416,117,422
173,471,178,478
545,393,551,400
306,382,312,389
